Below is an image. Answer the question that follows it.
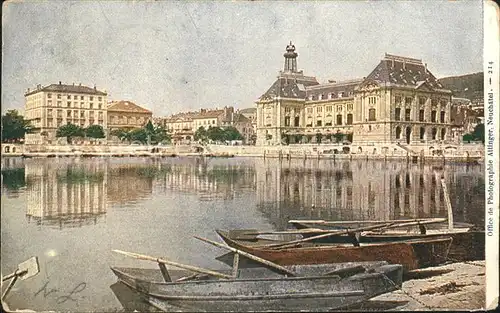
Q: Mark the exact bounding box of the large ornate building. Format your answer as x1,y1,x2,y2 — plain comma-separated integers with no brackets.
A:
256,43,453,146
24,82,108,144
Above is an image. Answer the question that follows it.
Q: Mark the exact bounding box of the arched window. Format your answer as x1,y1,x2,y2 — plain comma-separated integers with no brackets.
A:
368,108,376,121
420,127,425,140
441,128,446,140
395,126,402,139
336,114,342,125
432,128,437,140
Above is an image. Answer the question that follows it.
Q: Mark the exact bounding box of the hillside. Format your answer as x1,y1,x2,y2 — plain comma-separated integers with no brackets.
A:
438,72,483,104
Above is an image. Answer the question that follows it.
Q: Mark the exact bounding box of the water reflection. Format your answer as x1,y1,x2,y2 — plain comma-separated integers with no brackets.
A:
1,157,485,232
24,159,108,229
254,158,484,230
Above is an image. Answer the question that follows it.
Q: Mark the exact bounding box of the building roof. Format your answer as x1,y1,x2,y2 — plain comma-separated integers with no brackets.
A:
107,100,152,114
25,82,107,96
306,79,364,100
259,73,319,101
358,54,448,91
239,107,257,114
232,113,251,124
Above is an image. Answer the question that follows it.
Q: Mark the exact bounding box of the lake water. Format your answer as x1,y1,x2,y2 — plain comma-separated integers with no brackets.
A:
1,157,485,312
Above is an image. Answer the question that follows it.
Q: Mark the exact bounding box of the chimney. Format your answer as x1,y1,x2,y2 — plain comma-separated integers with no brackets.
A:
425,63,427,73
79,83,82,86
72,82,75,86
27,88,30,92
94,84,97,90
37,84,41,90
59,81,62,85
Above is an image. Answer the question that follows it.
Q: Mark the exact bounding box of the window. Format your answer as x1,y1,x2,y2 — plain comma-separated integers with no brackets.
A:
326,106,332,112
284,116,290,126
316,106,322,113
47,109,53,117
316,120,322,126
368,97,376,105
395,108,401,121
440,100,447,107
419,97,426,105
80,112,85,118
347,103,353,111
47,93,52,99
368,108,376,121
57,94,61,99
57,101,62,107
405,109,411,121
74,95,78,100
406,97,413,105
440,111,445,123
432,128,437,140
98,104,102,109
419,109,425,122
90,96,94,101
336,114,342,125
325,120,332,126
395,96,402,105
420,127,425,139
294,116,300,126
48,100,52,106
98,97,102,101
431,110,437,122
337,105,342,112
90,103,93,109
347,114,353,125
67,111,71,117
67,101,71,107
441,128,446,140
285,107,291,113
395,126,402,139
307,108,313,114
431,99,438,106
81,96,84,100
67,95,71,99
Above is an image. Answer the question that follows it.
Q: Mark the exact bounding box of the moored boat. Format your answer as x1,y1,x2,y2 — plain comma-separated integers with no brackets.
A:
111,261,403,312
216,230,452,272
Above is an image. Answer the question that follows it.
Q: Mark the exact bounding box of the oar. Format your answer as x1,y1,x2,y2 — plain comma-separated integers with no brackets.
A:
289,217,445,226
193,236,298,277
263,218,448,249
112,249,233,280
2,257,39,301
261,222,395,249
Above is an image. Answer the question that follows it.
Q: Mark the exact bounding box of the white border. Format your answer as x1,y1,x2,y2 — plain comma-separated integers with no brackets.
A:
484,0,499,310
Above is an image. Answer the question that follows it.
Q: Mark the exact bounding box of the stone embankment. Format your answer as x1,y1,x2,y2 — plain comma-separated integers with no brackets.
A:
2,142,484,163
351,261,486,311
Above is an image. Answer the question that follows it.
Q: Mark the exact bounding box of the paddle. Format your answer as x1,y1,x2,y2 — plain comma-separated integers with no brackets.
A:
288,217,445,226
263,218,448,249
2,257,40,301
112,249,234,280
193,235,299,277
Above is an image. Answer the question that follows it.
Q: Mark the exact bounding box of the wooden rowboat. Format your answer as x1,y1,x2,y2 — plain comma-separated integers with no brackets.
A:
111,262,403,312
216,230,452,272
288,222,484,262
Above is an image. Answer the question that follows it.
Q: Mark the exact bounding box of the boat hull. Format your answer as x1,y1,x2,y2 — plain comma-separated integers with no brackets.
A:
217,230,452,272
111,262,403,312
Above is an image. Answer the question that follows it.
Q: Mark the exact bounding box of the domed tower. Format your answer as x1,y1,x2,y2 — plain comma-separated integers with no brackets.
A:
283,41,298,73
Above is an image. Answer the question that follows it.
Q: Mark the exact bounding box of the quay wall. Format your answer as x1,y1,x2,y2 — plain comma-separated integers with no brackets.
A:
1,142,484,162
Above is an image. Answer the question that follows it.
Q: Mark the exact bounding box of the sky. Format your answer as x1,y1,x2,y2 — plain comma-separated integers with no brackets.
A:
2,1,483,116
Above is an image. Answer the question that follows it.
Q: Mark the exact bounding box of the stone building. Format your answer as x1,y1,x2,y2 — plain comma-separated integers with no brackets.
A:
24,82,108,144
239,107,258,134
107,100,153,131
256,43,453,146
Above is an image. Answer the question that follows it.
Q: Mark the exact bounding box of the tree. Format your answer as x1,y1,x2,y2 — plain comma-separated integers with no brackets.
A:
333,132,344,143
130,128,148,143
471,123,484,143
223,126,243,141
194,126,208,142
85,125,105,139
1,110,32,142
56,123,85,143
151,125,170,144
315,133,322,144
110,128,131,142
462,133,474,143
207,126,225,142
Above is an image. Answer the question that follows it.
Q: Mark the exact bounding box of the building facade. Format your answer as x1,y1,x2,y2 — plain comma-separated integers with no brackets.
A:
256,43,453,146
24,82,108,143
107,100,152,131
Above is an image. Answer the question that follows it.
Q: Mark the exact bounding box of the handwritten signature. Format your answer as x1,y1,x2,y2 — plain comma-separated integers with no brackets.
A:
34,281,86,304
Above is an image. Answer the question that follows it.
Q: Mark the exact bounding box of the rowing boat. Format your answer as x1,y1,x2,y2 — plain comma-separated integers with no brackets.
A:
216,230,452,272
111,261,403,312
